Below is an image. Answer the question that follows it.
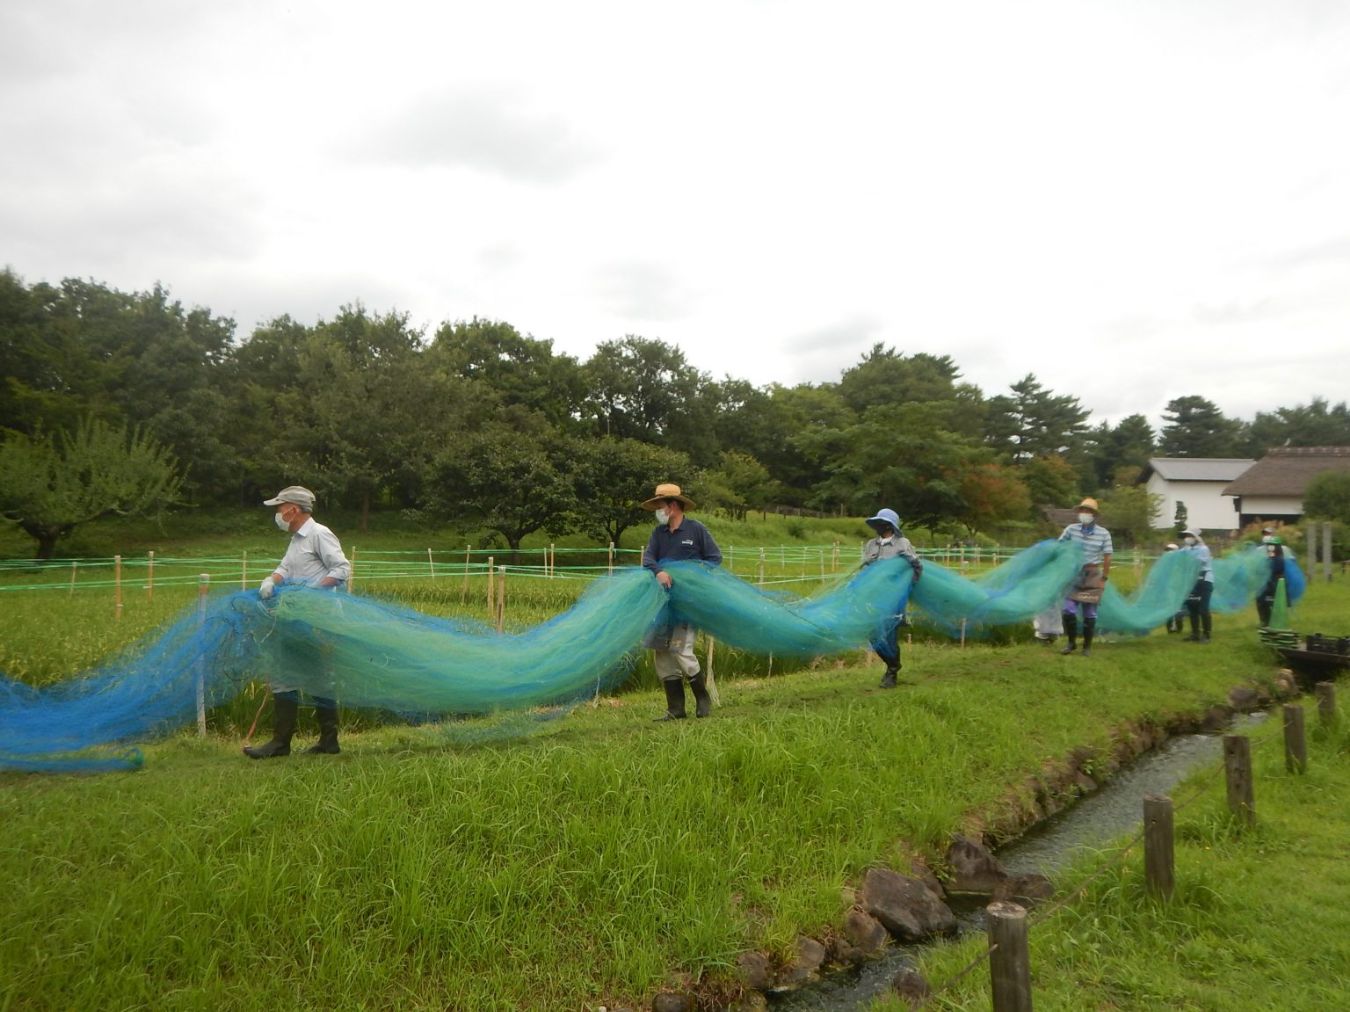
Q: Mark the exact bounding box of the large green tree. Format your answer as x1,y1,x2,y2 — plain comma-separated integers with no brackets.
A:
0,420,182,559
987,374,1090,464
572,438,692,546
1159,396,1245,457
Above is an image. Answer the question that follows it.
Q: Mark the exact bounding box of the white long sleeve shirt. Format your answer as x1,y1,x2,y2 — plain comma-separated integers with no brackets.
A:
274,517,351,586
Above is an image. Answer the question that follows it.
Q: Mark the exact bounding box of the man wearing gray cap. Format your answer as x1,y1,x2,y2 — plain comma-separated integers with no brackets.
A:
244,485,352,759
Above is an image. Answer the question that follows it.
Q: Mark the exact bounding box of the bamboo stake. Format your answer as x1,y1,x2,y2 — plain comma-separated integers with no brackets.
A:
241,550,248,591
348,547,356,591
705,635,720,705
758,548,766,586
487,556,495,612
460,544,471,602
549,543,555,578
428,547,436,581
114,554,123,621
608,541,614,574
196,574,209,736
146,551,155,601
69,559,78,595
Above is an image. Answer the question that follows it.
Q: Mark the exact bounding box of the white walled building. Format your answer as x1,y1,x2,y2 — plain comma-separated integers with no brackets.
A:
1139,458,1255,532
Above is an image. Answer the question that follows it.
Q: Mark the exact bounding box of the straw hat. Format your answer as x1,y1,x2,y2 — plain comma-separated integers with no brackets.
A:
640,482,696,511
1076,497,1100,514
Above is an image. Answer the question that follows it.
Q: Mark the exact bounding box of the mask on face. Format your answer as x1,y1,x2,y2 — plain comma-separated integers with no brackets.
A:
1078,513,1094,526
1184,535,1197,546
1266,546,1276,557
274,510,292,532
654,508,670,526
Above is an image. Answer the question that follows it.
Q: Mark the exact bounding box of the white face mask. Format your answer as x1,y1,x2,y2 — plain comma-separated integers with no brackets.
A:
1078,513,1094,526
1184,535,1197,546
654,508,670,526
275,510,292,532
879,536,893,545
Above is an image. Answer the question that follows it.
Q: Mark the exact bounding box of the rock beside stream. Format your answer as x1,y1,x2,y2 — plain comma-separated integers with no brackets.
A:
945,834,1053,902
858,867,957,942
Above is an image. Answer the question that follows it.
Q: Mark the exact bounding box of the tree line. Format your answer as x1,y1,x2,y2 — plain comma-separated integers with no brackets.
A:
3,269,1349,557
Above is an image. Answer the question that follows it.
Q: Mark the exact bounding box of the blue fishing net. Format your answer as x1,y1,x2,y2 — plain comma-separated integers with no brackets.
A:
1,542,1298,773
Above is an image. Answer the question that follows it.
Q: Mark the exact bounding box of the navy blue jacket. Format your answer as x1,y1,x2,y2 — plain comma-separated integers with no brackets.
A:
642,517,722,574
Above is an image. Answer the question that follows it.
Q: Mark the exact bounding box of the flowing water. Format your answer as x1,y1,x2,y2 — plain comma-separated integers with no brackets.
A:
768,711,1270,1010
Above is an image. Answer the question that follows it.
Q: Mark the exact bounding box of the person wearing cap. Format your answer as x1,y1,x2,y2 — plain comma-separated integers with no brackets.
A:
640,483,722,721
1057,498,1113,656
1179,528,1214,642
244,485,352,759
1162,542,1187,633
861,508,923,687
1256,534,1287,628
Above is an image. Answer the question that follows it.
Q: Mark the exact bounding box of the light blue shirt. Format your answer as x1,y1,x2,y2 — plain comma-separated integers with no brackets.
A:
1183,541,1214,583
274,517,351,586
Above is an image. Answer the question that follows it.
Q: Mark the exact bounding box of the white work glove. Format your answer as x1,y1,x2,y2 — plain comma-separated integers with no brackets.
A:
259,577,276,600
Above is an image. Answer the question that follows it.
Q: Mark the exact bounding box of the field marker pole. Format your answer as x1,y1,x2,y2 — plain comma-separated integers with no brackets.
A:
487,556,495,613
114,555,123,621
241,550,248,591
348,548,356,592
427,548,436,581
196,573,210,736
1143,794,1174,899
146,551,155,601
460,545,471,602
608,542,614,574
496,566,506,632
69,559,78,595
986,900,1031,1011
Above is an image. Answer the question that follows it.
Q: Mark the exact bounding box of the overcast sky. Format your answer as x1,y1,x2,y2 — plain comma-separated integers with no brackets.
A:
3,0,1349,429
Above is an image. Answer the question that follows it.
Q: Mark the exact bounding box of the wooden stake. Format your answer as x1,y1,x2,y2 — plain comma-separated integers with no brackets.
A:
487,555,495,612
495,565,506,632
114,554,123,621
1315,682,1336,726
1223,735,1255,827
241,550,248,591
196,574,209,736
608,541,614,575
758,548,766,586
69,559,78,595
960,618,967,648
1283,703,1307,774
986,901,1032,1012
146,551,155,601
428,547,436,581
348,547,356,591
549,543,555,578
705,635,719,705
461,544,471,602
1143,795,1174,899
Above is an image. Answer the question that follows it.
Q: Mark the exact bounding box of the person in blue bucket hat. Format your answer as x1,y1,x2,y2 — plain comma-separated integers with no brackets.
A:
861,508,923,688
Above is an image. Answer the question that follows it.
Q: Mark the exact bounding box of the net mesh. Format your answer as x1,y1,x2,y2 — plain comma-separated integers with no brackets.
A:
1,542,1301,773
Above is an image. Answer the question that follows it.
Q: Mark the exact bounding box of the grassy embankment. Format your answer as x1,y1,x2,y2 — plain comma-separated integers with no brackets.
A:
2,519,1342,1009
897,675,1350,1011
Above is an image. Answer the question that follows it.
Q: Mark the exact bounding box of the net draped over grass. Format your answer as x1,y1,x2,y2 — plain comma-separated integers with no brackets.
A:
1,545,1301,772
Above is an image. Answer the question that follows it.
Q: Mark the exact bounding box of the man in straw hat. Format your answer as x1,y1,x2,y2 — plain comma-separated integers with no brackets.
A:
1056,497,1112,656
640,482,722,720
244,485,352,759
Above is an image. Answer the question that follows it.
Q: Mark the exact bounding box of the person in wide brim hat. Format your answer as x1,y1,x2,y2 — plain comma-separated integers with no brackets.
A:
1056,496,1113,656
639,482,720,721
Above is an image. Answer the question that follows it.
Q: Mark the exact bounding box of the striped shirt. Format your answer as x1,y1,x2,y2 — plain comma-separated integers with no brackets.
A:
1058,523,1114,565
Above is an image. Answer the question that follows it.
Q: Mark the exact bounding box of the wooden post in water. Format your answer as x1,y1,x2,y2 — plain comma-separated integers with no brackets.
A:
114,554,123,621
1315,682,1337,726
1143,795,1174,899
1283,703,1307,774
1223,735,1255,827
146,551,155,601
428,548,436,581
196,574,209,736
986,900,1032,1012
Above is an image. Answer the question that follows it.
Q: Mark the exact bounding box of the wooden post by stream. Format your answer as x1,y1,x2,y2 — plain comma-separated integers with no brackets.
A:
1143,795,1175,899
1283,703,1307,774
986,900,1032,1012
1223,735,1255,827
1315,682,1336,726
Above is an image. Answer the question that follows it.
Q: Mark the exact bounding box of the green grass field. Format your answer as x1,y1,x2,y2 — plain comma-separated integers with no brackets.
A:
2,524,1345,1010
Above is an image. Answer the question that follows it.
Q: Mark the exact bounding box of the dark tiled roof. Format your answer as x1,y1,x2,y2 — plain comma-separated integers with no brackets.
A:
1142,457,1255,482
1039,506,1080,527
1222,446,1350,496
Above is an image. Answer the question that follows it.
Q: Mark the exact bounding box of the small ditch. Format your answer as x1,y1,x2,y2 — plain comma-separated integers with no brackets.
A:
767,710,1271,1011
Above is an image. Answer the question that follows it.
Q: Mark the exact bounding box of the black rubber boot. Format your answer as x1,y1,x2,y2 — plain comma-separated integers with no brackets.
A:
1186,610,1200,641
689,673,713,718
879,664,899,689
653,679,687,721
305,707,341,754
1201,613,1212,642
1082,618,1096,657
1060,613,1078,654
244,694,298,759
